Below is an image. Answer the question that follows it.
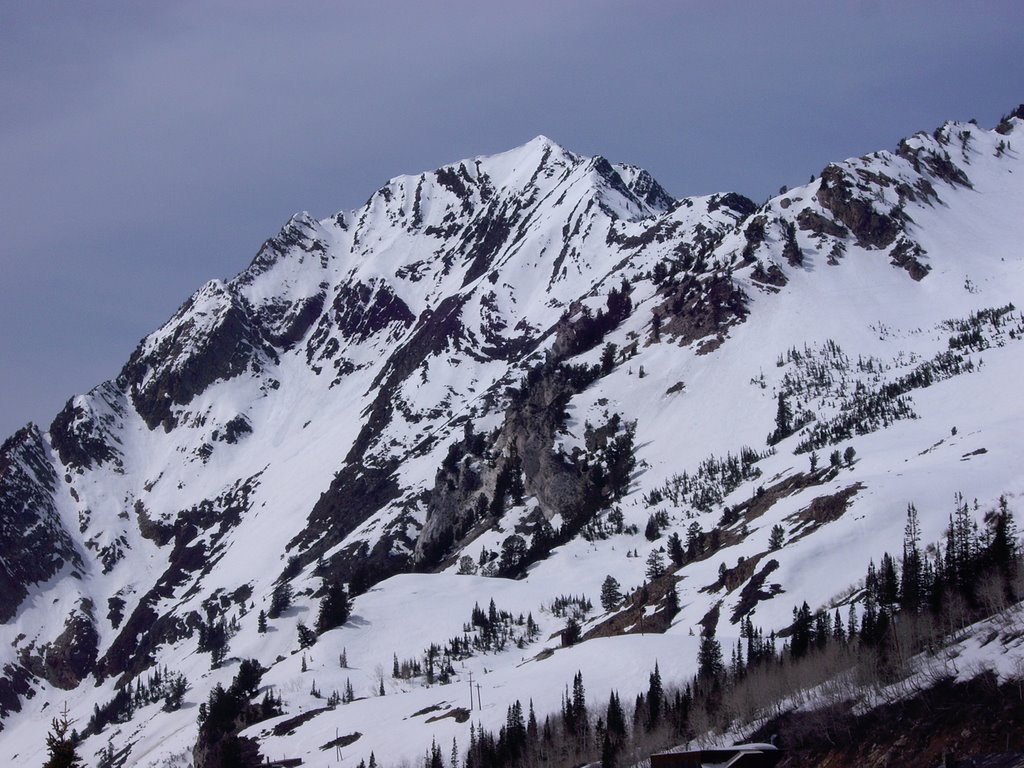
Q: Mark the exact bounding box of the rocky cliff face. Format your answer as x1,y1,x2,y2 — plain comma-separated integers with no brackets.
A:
0,426,81,623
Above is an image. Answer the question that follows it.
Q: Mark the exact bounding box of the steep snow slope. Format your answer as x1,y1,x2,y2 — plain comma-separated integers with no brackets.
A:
1,109,1023,767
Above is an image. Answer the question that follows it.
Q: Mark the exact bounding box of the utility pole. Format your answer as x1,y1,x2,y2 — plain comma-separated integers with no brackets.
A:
467,671,474,710
476,683,482,710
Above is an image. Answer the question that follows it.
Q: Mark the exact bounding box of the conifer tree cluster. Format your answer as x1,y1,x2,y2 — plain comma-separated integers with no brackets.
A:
644,446,769,514
86,666,190,736
764,496,1021,678
392,599,542,687
194,659,282,768
408,496,1020,768
197,611,238,669
455,666,701,768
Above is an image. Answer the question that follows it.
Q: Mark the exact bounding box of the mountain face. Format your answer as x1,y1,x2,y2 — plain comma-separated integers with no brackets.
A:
2,109,1024,766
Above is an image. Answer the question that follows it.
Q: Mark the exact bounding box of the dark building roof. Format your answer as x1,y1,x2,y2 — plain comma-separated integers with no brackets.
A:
651,743,782,768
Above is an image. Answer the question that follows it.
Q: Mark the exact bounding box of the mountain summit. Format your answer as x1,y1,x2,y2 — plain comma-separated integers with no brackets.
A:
2,109,1024,766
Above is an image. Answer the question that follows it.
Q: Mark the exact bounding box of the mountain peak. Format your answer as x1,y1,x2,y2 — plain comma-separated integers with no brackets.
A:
4,109,1024,768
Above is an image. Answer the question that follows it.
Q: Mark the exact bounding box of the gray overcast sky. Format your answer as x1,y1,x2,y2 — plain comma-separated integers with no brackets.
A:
1,1,1021,439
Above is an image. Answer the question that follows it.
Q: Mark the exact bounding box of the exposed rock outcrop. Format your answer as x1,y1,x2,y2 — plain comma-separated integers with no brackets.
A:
0,426,81,622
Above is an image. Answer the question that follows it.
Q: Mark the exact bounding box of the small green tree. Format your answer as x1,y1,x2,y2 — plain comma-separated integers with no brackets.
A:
232,659,263,699
646,662,663,730
600,575,622,613
43,705,83,768
316,581,351,634
644,514,661,541
297,622,317,649
163,672,189,711
769,524,785,551
645,549,665,581
843,446,857,466
665,583,679,616
697,630,724,682
667,532,685,566
769,392,793,444
499,534,528,574
600,343,618,375
268,582,293,619
562,617,581,647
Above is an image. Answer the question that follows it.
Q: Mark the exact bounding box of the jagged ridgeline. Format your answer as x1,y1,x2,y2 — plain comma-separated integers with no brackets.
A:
2,107,1024,767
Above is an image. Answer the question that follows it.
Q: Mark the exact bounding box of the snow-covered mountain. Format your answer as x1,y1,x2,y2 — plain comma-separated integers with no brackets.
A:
2,107,1024,767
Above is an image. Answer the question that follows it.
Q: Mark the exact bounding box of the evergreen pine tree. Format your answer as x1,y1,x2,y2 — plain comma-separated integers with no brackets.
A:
43,705,82,768
297,622,317,649
667,532,685,566
901,503,924,612
879,553,899,610
987,495,1019,585
732,638,745,678
769,392,792,444
257,609,267,634
646,663,663,730
697,629,724,682
316,580,351,634
425,739,443,768
833,608,846,643
860,589,879,646
562,616,581,647
814,610,829,651
163,672,189,711
685,522,703,559
605,691,626,739
268,582,293,619
601,727,617,768
645,549,665,581
571,671,588,741
790,602,813,659
600,575,622,612
665,583,679,616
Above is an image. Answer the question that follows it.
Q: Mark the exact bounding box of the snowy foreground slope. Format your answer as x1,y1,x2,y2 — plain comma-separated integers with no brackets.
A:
1,108,1024,766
